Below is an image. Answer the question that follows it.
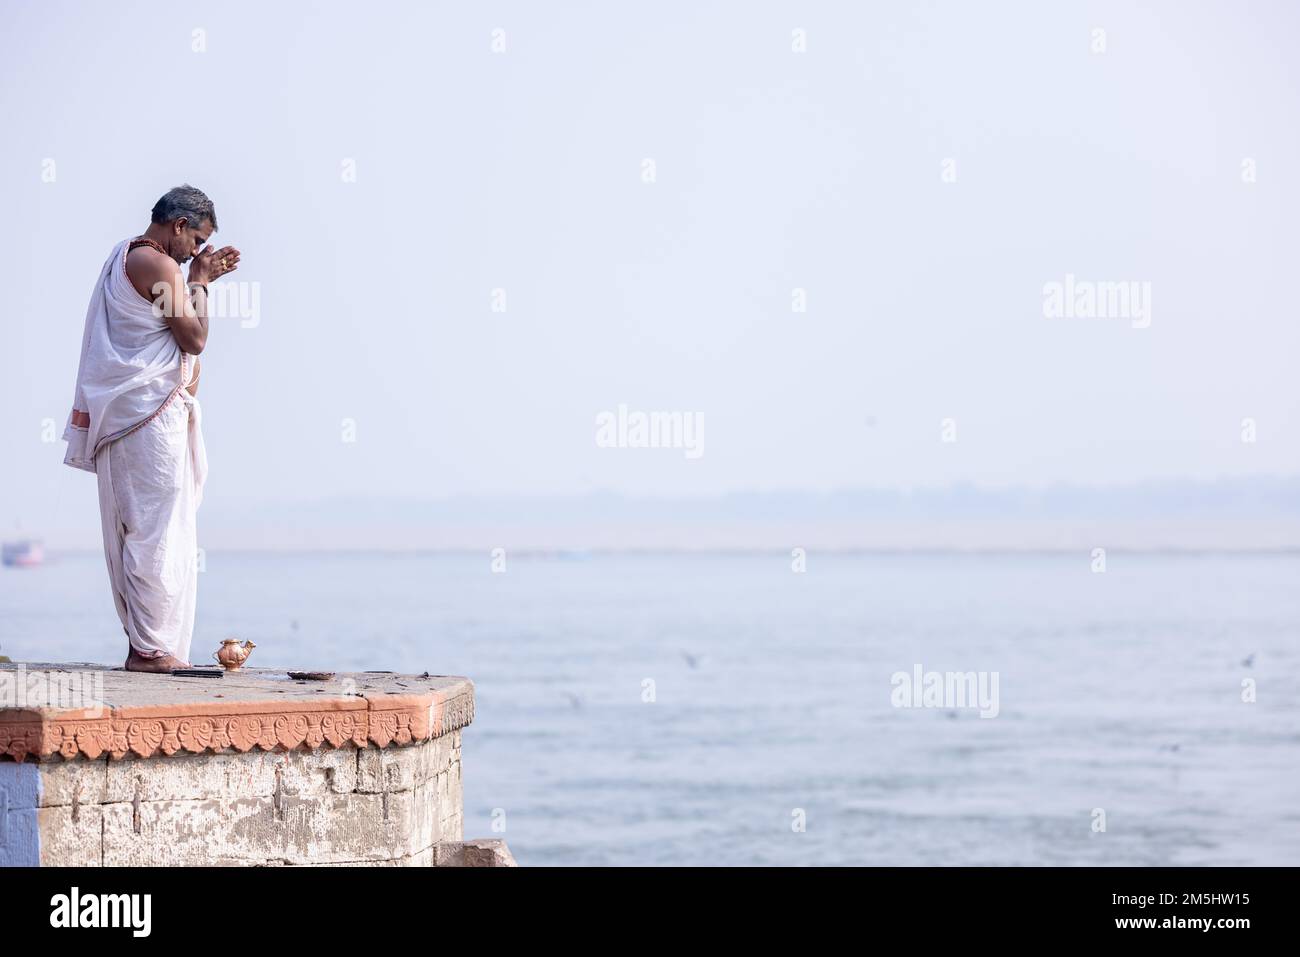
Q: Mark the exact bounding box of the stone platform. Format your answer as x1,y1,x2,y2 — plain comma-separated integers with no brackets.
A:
0,662,515,867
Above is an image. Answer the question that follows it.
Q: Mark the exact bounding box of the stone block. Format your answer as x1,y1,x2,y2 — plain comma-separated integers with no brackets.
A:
100,776,453,866
434,839,517,867
36,803,103,866
104,746,358,804
35,757,109,808
357,732,456,793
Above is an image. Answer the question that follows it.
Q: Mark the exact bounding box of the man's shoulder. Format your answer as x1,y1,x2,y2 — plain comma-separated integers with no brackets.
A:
124,243,176,272
124,243,180,293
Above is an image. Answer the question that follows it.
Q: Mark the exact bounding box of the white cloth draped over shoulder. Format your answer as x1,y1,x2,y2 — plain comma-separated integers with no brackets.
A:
63,238,208,663
62,238,195,472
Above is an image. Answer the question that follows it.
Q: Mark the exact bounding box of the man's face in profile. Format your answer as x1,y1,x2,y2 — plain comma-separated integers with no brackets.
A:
171,218,213,264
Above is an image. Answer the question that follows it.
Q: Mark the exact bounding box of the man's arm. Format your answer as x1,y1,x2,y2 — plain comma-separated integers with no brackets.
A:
125,249,209,354
178,244,240,354
124,243,240,355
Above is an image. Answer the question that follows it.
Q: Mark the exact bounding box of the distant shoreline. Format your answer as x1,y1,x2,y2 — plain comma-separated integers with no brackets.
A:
24,544,1300,558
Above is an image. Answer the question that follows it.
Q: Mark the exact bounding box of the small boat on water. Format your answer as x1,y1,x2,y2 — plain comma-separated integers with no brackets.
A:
1,540,44,567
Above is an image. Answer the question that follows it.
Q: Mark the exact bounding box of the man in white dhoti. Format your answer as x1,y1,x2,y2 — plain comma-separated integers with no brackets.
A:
62,186,240,673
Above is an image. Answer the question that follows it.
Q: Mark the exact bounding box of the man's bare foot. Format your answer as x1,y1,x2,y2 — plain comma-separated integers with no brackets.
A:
124,649,189,673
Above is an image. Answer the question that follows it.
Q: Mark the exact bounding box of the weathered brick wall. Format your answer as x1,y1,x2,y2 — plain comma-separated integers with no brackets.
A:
2,731,463,866
2,664,515,867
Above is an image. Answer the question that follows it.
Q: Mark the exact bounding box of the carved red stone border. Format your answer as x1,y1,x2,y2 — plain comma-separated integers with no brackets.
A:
0,690,475,763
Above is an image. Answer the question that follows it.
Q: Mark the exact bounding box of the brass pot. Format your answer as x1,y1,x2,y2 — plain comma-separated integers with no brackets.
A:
213,638,256,671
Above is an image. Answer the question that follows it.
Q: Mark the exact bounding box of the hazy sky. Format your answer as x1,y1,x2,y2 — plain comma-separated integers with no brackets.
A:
2,1,1298,541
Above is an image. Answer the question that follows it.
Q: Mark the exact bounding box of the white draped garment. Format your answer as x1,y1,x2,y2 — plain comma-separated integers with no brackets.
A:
63,239,208,663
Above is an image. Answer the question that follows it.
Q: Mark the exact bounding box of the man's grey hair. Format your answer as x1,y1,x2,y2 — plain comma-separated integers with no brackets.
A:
150,185,217,230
